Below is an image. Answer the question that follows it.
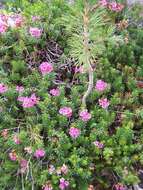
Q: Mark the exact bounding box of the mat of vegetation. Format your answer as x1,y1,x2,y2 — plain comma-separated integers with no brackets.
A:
0,1,143,190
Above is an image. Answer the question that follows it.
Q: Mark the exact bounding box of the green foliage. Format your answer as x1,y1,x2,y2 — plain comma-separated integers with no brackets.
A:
61,0,116,65
0,0,143,190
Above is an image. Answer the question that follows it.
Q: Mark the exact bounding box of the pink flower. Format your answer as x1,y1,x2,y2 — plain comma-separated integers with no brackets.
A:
0,21,7,33
7,14,23,28
93,141,104,149
32,16,41,22
99,98,109,109
99,0,108,7
1,129,8,139
49,88,60,96
108,2,124,12
115,183,126,190
29,27,42,38
95,80,107,92
61,164,68,175
13,135,21,144
59,178,69,190
39,62,53,75
18,93,39,108
14,15,23,27
20,159,28,173
34,149,45,159
20,159,28,168
0,83,8,93
16,86,24,93
30,93,39,104
0,14,8,22
42,184,53,190
17,96,25,102
79,109,91,122
22,97,32,108
9,151,17,161
69,127,80,139
59,107,72,118
24,147,32,154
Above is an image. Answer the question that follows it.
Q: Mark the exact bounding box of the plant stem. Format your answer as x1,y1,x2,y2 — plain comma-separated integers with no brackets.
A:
21,173,25,190
82,66,94,108
82,1,94,108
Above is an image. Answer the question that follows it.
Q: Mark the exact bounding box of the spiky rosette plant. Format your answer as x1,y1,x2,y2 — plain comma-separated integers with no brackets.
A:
62,0,117,108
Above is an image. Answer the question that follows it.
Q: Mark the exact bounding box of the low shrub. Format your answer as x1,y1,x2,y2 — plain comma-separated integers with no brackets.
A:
0,0,143,190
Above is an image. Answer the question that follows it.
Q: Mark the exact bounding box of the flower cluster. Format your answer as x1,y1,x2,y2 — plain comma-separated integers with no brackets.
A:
39,62,53,75
7,14,23,28
79,109,91,122
93,141,104,149
34,149,45,159
29,27,42,38
0,12,44,40
0,21,7,33
99,98,110,109
99,0,108,7
18,93,39,108
43,184,53,190
95,80,107,92
1,1,140,190
13,135,21,144
99,0,124,12
59,107,92,122
9,148,45,161
0,13,23,34
0,83,8,94
0,14,8,33
45,164,69,189
95,80,110,109
59,107,72,118
115,183,126,190
48,164,69,176
69,127,81,139
49,88,60,96
59,178,69,190
20,159,28,173
60,164,68,175
1,129,8,139
32,15,41,22
16,86,24,93
9,151,17,161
